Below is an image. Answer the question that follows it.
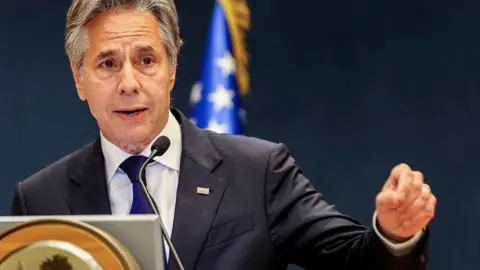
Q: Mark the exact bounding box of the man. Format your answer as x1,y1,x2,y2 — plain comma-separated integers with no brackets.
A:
10,0,436,269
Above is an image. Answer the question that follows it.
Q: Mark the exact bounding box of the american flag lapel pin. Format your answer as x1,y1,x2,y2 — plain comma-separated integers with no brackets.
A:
197,187,210,195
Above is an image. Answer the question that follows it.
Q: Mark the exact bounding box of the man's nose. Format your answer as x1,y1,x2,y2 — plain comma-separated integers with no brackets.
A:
118,62,140,94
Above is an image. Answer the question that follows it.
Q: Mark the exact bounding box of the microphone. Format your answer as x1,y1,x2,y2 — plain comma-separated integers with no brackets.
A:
137,135,185,270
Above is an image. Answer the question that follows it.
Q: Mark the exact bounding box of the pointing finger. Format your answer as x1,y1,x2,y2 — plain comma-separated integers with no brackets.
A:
392,164,413,196
389,163,412,190
398,171,423,212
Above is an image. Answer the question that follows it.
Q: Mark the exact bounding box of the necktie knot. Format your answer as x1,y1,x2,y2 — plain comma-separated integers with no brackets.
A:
120,155,148,183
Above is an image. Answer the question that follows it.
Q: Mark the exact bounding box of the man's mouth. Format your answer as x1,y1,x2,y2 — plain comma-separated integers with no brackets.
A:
115,108,147,116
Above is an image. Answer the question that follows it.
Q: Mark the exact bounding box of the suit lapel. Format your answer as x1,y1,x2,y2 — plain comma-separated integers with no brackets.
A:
168,109,226,270
63,110,225,269
67,138,112,215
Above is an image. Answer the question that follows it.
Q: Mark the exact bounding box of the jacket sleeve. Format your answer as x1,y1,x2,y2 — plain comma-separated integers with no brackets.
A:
264,143,429,270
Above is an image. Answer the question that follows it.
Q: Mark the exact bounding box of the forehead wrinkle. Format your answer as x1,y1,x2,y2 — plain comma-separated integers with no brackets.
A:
98,31,157,42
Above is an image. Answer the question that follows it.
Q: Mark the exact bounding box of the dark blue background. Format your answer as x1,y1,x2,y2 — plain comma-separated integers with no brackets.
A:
1,1,478,269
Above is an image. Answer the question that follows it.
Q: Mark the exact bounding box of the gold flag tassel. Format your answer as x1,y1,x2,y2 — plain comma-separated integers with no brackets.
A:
217,0,251,96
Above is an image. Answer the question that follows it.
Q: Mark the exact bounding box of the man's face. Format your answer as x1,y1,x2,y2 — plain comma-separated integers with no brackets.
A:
71,8,176,153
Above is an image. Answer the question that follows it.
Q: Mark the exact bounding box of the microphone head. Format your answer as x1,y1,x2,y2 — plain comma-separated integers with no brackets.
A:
151,136,171,156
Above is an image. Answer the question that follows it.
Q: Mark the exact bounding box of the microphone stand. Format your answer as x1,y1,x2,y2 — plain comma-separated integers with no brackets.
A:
138,149,185,270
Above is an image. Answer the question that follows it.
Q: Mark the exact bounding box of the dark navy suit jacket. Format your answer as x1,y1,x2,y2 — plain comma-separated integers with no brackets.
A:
10,109,428,270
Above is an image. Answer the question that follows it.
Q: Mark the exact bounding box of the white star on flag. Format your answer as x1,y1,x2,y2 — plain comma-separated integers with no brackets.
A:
190,82,203,105
208,85,235,111
216,51,236,77
206,120,228,134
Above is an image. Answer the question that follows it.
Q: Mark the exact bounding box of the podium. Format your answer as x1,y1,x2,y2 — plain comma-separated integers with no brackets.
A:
0,215,165,269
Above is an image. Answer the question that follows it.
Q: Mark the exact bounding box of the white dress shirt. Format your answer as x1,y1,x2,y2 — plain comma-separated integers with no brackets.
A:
101,110,182,259
100,110,420,260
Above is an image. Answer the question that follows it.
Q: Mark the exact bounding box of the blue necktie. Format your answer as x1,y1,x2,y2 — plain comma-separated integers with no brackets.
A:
120,156,168,268
120,156,153,214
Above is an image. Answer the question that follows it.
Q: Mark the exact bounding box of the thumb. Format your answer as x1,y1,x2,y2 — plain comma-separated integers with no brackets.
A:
376,190,402,213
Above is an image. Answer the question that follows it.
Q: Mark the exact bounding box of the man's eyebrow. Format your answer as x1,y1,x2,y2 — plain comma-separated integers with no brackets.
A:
134,45,156,53
95,49,118,61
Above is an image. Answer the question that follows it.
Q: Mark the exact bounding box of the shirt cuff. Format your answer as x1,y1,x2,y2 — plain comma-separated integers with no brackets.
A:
372,211,423,257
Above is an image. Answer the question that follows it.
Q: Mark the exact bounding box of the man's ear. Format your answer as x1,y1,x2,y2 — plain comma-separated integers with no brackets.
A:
70,59,86,101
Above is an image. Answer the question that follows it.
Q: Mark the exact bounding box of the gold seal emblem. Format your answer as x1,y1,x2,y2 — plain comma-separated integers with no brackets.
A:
0,219,140,270
0,240,103,270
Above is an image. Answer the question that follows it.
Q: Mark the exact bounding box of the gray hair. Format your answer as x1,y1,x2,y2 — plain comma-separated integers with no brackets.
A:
65,0,182,72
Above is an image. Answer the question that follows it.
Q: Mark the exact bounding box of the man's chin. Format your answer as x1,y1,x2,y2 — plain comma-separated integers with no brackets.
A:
118,140,150,154
110,133,154,155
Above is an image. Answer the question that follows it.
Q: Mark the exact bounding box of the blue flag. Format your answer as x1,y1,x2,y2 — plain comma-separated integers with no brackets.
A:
189,1,249,135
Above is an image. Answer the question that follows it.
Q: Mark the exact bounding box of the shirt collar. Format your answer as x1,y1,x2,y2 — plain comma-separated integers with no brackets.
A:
100,110,182,183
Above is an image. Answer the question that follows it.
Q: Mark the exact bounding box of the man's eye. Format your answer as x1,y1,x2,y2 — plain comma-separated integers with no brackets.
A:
101,60,115,68
142,57,153,65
